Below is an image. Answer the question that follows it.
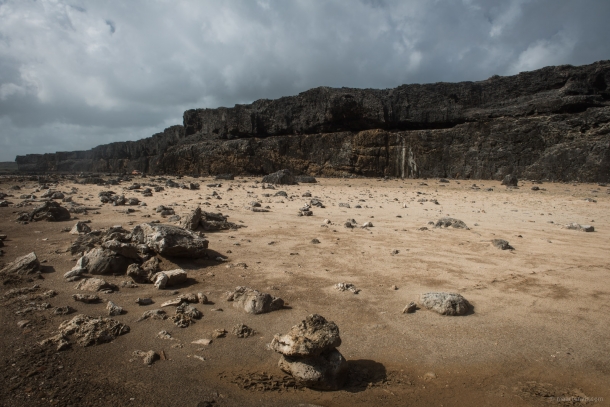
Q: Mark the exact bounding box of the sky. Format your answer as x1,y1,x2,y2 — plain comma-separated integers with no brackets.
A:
0,0,609,161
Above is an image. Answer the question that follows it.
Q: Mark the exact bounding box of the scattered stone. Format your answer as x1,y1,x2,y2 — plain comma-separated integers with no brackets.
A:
152,269,188,289
232,323,256,338
334,283,360,294
0,252,41,275
70,221,91,235
192,338,212,346
53,306,76,315
75,277,112,292
136,297,153,305
311,238,320,244
402,302,417,313
133,350,159,365
339,203,350,208
491,239,514,250
531,186,540,191
226,286,284,314
156,330,174,340
563,223,594,232
106,301,124,316
361,221,373,228
419,292,471,316
208,329,227,340
72,294,100,303
137,309,167,322
434,217,468,229
17,320,31,328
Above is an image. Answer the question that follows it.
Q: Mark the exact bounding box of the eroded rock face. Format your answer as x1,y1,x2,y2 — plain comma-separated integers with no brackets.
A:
270,314,341,357
131,223,209,257
419,292,471,316
227,286,284,314
15,61,610,182
0,252,40,275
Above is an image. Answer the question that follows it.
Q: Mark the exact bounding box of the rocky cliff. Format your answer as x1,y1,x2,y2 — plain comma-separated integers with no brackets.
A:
16,60,610,181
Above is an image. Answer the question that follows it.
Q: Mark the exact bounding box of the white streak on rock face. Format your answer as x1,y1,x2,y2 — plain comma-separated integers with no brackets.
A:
408,147,417,178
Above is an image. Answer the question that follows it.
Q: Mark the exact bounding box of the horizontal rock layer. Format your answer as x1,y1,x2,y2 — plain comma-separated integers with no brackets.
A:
15,61,610,181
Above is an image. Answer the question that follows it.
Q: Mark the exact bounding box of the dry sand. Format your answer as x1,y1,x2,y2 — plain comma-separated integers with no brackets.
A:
0,176,609,407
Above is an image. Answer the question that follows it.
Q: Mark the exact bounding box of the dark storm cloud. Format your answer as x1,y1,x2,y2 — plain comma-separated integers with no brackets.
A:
0,0,609,161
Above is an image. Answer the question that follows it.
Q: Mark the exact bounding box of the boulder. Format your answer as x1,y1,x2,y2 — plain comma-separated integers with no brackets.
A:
0,252,41,275
131,223,209,257
80,247,134,275
262,169,297,185
270,314,341,357
227,286,284,314
101,240,142,260
278,349,348,391
17,201,70,222
419,292,471,316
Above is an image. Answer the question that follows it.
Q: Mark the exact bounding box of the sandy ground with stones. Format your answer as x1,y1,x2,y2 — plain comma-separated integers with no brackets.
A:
0,175,609,407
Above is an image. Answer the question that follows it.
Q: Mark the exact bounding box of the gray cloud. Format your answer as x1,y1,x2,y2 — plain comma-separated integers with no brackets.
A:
0,0,609,161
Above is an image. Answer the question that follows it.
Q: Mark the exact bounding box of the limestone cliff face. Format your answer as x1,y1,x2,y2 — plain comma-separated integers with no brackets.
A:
15,60,610,181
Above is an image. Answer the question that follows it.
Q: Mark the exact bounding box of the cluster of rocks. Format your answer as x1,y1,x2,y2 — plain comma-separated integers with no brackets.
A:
270,314,347,390
343,219,373,229
434,217,468,229
98,191,141,206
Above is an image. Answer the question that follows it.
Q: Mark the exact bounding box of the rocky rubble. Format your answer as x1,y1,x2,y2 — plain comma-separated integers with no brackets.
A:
226,286,284,314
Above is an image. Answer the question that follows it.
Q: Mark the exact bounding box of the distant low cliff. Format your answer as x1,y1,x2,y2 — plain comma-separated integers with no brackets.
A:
16,60,610,181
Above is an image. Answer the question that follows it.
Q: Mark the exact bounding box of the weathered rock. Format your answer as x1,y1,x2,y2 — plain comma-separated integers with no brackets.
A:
152,269,187,289
402,302,417,313
231,323,256,338
131,223,209,257
57,314,130,347
0,252,40,275
64,267,86,279
135,297,153,305
137,309,167,322
434,217,468,229
226,286,284,314
419,292,471,316
270,314,341,357
563,223,595,232
180,207,202,231
278,349,348,391
72,294,100,303
101,240,141,260
75,278,112,292
106,301,123,316
501,174,519,187
70,221,91,235
141,256,160,275
262,169,297,185
17,201,70,222
69,233,101,255
199,211,242,231
215,173,234,180
133,350,159,365
491,239,514,250
80,247,134,275
126,264,150,283
334,282,360,294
